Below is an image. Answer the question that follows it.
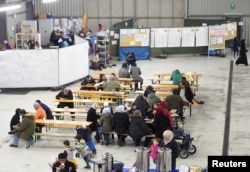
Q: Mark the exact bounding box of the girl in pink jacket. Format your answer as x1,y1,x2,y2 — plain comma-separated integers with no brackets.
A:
150,138,160,164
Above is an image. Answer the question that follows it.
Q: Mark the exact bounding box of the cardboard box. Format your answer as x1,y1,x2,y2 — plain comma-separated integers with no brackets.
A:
38,13,47,19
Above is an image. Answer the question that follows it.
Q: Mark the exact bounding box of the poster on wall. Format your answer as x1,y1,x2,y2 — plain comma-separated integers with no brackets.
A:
154,28,168,48
195,27,208,47
223,22,237,40
181,27,195,47
150,29,155,47
168,28,181,47
209,25,225,50
119,28,150,47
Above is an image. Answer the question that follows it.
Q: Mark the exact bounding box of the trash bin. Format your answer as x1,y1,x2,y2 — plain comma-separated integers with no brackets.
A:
135,147,150,172
93,160,106,172
156,147,172,172
102,152,114,172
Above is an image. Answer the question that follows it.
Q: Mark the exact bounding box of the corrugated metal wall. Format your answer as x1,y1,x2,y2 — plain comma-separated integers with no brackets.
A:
34,0,84,17
188,0,250,44
34,0,185,32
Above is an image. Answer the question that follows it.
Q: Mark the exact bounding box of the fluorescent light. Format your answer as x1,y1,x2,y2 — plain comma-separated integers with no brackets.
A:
0,4,21,12
42,0,58,3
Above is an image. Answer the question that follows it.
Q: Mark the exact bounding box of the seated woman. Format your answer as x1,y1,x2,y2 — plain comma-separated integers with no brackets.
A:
129,110,152,147
127,102,138,116
81,75,96,90
134,95,150,118
147,102,159,119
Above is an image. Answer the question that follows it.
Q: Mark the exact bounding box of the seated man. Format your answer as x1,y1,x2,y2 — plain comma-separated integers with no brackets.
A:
119,63,130,78
9,112,36,147
130,63,143,91
36,100,54,120
103,75,120,91
166,89,186,121
55,87,75,120
8,108,22,134
170,69,183,85
33,102,46,138
81,75,96,90
129,110,152,147
52,152,77,172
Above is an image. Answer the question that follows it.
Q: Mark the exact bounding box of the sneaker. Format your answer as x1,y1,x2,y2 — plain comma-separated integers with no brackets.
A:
84,165,91,169
9,144,18,147
198,101,205,105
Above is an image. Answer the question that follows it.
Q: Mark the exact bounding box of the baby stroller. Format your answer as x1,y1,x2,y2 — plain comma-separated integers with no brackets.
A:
174,128,197,159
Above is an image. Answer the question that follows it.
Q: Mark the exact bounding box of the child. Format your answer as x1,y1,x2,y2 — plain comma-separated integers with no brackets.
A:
74,135,94,169
150,138,160,164
63,140,77,166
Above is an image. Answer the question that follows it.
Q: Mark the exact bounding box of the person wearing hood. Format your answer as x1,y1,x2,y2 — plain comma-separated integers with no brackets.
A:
98,107,113,145
129,110,153,147
10,112,36,147
134,95,150,118
170,69,183,85
152,106,173,140
161,130,179,170
113,105,130,146
158,101,175,129
86,103,100,142
235,39,249,66
147,90,161,108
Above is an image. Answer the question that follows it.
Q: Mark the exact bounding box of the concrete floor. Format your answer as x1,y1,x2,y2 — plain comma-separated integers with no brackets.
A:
0,49,249,172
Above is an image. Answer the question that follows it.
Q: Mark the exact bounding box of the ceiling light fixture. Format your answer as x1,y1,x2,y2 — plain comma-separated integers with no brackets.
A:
0,4,21,12
42,0,58,3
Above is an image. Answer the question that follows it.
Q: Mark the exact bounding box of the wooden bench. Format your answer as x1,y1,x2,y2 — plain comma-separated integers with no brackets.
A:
34,132,75,141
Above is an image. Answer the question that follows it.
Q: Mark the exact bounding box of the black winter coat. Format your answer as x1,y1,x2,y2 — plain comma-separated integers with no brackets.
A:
113,112,130,134
86,107,100,131
10,114,20,130
152,114,172,139
161,139,179,159
129,115,152,139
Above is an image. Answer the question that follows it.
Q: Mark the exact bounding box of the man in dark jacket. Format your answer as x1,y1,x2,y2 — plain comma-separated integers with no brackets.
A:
129,110,152,146
9,112,36,147
36,100,54,120
86,103,100,142
55,87,75,120
113,105,130,146
9,108,21,132
52,152,77,172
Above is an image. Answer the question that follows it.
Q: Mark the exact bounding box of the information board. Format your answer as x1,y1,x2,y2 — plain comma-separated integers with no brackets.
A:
222,22,237,40
195,27,209,47
119,28,150,47
208,25,225,50
168,28,181,47
181,27,195,47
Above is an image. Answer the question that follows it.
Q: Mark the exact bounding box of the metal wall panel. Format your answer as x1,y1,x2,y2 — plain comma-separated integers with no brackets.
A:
123,0,134,18
86,0,98,17
148,0,160,17
173,0,185,18
160,0,173,17
98,0,110,17
188,0,250,15
34,0,84,17
111,0,123,17
137,0,147,17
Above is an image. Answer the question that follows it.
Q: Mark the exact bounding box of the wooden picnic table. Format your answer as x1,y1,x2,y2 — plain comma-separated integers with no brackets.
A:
54,99,115,106
153,72,202,89
35,119,92,131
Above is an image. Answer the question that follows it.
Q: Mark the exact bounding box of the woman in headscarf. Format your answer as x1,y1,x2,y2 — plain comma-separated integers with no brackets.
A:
98,107,113,145
152,106,173,140
86,103,100,142
158,101,175,129
113,105,130,146
161,130,179,170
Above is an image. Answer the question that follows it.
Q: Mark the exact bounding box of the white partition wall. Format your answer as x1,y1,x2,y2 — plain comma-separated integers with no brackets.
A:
0,41,89,88
58,43,89,85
